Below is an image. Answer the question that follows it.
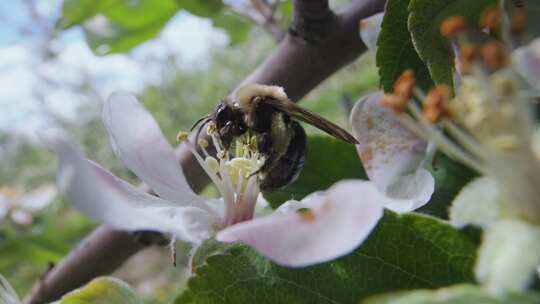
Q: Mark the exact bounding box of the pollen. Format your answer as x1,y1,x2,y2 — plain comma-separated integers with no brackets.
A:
176,131,189,142
481,41,508,71
394,69,416,100
440,16,466,37
479,5,501,32
206,122,217,136
423,85,452,123
510,9,527,35
458,44,479,74
205,156,220,173
198,138,209,148
297,208,316,222
380,94,409,112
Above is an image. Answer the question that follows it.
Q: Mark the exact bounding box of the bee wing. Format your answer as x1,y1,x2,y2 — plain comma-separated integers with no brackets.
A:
264,98,359,144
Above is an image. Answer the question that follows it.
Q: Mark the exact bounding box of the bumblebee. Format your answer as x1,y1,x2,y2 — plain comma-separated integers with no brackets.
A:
192,84,358,191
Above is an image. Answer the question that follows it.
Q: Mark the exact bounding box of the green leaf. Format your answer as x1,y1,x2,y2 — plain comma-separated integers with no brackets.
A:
417,153,477,219
60,0,119,29
213,12,251,45
263,136,367,209
363,284,540,304
408,0,496,87
60,277,142,304
376,0,434,92
176,211,477,304
177,0,223,18
62,0,179,55
83,17,172,55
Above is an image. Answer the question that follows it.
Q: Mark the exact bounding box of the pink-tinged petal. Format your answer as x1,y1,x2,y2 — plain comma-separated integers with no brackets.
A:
52,137,216,243
359,13,383,54
350,92,432,201
103,91,203,206
513,38,540,89
216,180,384,267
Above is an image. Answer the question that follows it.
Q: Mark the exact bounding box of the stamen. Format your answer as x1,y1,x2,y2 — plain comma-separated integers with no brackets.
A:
481,41,508,71
457,43,480,74
205,156,220,173
182,139,228,201
510,8,527,35
479,5,501,32
394,69,416,100
198,138,209,148
440,16,466,37
442,120,488,161
297,208,316,222
408,102,488,174
423,85,452,123
176,131,189,142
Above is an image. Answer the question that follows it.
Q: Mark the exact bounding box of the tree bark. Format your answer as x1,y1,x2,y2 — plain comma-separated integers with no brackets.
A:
25,0,385,302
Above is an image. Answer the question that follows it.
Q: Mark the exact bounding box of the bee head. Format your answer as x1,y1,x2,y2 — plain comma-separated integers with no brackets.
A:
213,102,247,148
232,84,288,111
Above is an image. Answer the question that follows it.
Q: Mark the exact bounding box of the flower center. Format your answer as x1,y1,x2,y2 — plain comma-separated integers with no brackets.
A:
178,123,266,227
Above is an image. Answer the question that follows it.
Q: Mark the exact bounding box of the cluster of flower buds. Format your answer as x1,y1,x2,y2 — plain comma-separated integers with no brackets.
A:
378,10,540,222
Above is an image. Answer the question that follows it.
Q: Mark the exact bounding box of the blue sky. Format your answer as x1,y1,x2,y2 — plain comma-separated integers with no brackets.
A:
0,1,227,138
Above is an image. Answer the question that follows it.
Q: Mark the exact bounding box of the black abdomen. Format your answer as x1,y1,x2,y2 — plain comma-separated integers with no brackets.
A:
260,121,306,191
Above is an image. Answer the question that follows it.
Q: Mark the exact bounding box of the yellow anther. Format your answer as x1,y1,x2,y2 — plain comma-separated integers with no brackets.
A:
198,138,209,148
205,156,220,173
510,9,526,35
423,85,452,123
481,41,508,71
480,5,501,32
206,122,217,136
297,208,316,222
440,16,466,37
176,131,189,142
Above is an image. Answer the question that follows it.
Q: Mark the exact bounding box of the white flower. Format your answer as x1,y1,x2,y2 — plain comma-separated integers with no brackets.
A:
0,185,57,225
49,91,393,267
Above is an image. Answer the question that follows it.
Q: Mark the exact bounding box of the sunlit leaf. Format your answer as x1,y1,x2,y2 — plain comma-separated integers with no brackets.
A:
176,0,223,18
213,12,251,45
60,0,118,28
364,284,540,304
376,0,433,92
176,211,477,304
60,277,142,304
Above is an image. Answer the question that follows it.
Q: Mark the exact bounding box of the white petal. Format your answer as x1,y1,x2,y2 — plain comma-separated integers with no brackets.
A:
103,91,203,206
449,177,501,228
476,219,540,294
52,137,216,243
18,184,57,211
216,180,384,267
350,92,432,200
513,38,540,89
359,12,383,54
382,168,435,212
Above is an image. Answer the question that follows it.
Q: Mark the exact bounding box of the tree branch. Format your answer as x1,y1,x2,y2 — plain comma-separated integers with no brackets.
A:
24,0,385,302
290,0,332,43
250,0,286,42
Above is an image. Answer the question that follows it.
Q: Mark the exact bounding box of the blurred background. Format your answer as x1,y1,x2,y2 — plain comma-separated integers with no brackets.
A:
0,0,377,301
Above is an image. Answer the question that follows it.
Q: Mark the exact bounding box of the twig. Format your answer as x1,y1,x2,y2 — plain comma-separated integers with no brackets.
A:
24,0,385,302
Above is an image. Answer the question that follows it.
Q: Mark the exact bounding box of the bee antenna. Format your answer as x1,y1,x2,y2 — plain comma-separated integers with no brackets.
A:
194,117,211,145
190,114,210,132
